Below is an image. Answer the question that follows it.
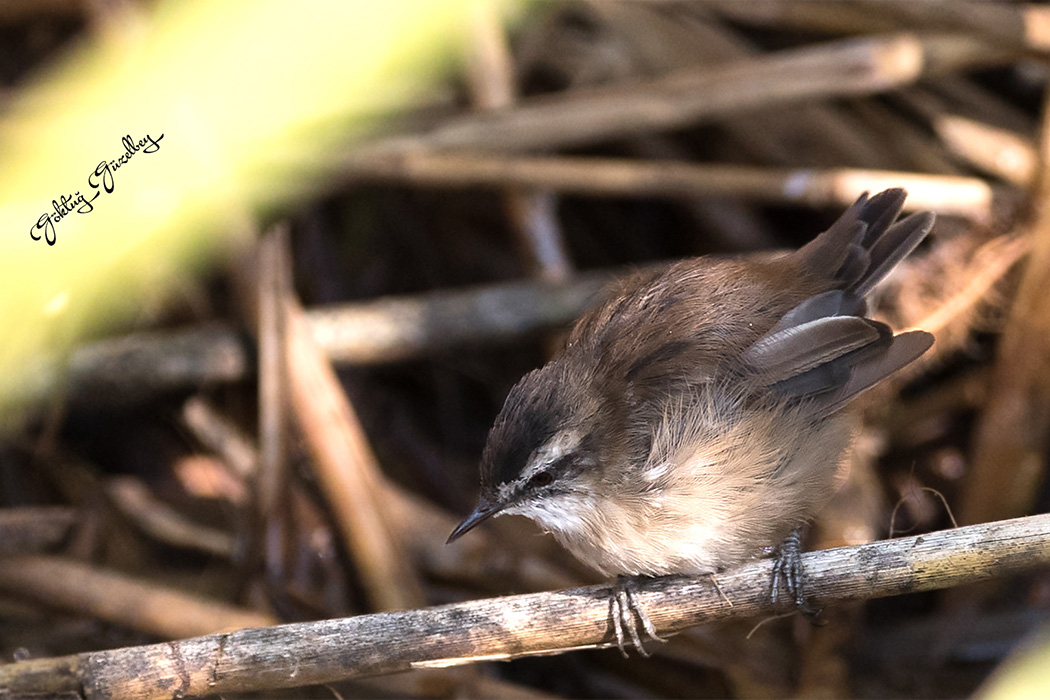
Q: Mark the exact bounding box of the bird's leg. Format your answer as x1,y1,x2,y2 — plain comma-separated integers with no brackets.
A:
770,525,821,616
609,575,666,657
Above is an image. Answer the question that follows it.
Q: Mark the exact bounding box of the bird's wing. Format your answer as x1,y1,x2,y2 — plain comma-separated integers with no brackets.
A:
741,296,933,416
795,187,935,298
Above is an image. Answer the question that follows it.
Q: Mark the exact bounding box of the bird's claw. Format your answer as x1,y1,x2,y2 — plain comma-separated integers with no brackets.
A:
610,575,666,657
770,526,821,617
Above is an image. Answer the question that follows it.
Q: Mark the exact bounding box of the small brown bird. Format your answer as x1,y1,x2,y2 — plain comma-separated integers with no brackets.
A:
448,189,934,648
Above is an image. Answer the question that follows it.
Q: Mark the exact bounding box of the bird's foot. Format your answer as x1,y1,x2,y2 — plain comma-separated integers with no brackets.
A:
610,575,666,657
770,526,821,617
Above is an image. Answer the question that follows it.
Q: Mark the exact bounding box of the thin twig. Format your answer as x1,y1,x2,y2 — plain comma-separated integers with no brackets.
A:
106,476,236,558
901,88,1037,187
904,233,1030,336
937,115,1035,187
256,226,291,520
180,396,258,480
586,3,887,169
846,98,961,175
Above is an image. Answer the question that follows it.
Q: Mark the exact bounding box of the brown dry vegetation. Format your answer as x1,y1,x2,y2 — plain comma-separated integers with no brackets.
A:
3,2,1050,698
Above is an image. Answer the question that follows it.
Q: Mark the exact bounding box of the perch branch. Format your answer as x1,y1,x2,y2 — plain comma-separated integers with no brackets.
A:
1,514,1048,700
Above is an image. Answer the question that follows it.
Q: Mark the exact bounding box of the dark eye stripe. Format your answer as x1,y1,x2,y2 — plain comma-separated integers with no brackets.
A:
528,471,554,487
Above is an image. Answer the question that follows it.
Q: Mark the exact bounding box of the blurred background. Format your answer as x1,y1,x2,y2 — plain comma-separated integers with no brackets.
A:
2,1,1050,698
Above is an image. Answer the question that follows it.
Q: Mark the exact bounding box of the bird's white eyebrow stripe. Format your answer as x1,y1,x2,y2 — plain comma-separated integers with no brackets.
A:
509,429,583,490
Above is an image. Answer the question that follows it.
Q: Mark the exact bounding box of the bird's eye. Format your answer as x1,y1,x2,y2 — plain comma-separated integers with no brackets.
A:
527,470,554,488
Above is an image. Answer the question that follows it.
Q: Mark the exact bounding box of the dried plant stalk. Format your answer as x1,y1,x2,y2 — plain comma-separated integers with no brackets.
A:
0,507,78,555
959,86,1050,528
357,33,1009,156
0,555,275,640
343,153,1004,222
283,292,425,611
467,2,572,282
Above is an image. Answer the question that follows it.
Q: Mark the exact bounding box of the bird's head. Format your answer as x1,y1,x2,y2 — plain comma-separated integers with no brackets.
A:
447,358,614,543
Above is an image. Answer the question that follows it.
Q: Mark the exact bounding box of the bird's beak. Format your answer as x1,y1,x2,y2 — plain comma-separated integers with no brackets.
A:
447,497,503,544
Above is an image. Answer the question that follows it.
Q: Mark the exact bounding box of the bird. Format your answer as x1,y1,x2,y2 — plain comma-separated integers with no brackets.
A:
447,188,934,651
